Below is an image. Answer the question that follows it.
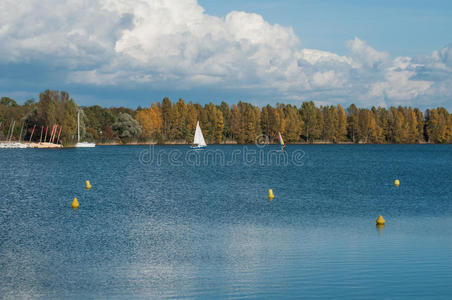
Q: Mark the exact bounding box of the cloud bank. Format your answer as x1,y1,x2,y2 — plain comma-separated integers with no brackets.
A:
0,0,451,108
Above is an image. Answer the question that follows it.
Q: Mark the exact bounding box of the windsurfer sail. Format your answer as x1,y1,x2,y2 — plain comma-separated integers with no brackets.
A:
278,131,286,152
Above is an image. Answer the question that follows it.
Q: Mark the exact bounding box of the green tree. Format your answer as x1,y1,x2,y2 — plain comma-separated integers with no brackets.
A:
112,112,142,142
25,90,78,144
0,97,18,107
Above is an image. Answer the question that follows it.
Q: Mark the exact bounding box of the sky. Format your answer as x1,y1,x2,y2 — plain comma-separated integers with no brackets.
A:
0,0,451,109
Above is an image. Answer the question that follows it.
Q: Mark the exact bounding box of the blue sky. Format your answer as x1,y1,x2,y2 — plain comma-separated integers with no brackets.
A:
200,0,452,57
0,0,451,109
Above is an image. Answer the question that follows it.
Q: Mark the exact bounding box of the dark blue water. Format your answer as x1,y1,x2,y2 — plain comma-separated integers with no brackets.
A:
1,145,452,299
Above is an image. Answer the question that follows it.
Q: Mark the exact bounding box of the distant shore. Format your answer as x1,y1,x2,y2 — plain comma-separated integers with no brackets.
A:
0,140,438,149
0,139,433,148
92,140,432,146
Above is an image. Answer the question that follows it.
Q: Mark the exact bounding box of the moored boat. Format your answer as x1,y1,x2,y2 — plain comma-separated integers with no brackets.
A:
75,109,96,148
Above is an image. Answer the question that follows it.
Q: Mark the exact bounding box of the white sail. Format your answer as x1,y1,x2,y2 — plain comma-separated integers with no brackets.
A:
193,121,207,147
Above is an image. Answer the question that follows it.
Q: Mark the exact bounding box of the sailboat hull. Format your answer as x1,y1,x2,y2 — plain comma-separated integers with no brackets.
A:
77,109,95,148
75,142,96,148
190,145,207,149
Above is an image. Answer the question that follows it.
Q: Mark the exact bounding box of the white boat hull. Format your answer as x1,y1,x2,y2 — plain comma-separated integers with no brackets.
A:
190,145,207,149
75,142,96,148
0,142,29,148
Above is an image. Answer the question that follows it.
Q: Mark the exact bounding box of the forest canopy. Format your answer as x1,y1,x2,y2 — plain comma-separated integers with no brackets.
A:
1,90,452,144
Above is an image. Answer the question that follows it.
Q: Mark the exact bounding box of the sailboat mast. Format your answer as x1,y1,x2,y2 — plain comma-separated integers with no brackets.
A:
77,110,80,143
29,124,36,143
9,120,15,142
19,122,24,142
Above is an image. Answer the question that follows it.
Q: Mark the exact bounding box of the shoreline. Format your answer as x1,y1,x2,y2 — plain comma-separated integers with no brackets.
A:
0,141,438,148
93,141,434,146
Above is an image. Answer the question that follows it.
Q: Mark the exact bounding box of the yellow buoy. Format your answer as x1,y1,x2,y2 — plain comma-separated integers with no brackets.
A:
376,215,385,225
268,189,275,200
72,197,79,209
394,179,400,187
85,180,92,190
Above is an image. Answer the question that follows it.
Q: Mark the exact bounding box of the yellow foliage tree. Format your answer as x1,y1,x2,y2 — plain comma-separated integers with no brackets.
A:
135,104,162,141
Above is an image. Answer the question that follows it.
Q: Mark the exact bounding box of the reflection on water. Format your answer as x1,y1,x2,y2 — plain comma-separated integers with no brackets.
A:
376,224,385,235
1,145,452,298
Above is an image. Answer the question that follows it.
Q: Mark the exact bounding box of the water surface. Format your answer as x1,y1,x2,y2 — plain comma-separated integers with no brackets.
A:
1,145,452,299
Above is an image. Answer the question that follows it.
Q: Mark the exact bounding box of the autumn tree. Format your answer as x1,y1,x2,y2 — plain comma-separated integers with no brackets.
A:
357,109,378,143
283,105,302,142
215,109,224,143
300,101,321,143
261,105,282,143
414,108,425,142
219,102,232,141
336,104,347,142
4,90,452,145
426,108,452,143
347,104,359,143
185,102,198,143
161,97,172,139
322,106,337,142
373,107,388,143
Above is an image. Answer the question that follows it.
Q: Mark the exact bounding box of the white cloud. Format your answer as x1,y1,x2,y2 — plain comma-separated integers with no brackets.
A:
346,37,390,69
369,57,433,103
0,0,451,107
312,71,345,88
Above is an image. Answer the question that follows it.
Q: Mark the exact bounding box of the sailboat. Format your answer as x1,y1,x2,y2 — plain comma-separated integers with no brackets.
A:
191,121,207,149
278,131,286,152
75,110,95,148
0,121,29,148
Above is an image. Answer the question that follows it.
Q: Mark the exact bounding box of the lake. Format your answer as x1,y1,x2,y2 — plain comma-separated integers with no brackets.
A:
1,145,452,299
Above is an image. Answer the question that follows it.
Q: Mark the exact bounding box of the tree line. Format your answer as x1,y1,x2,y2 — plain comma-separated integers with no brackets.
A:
1,90,452,144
